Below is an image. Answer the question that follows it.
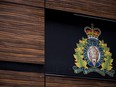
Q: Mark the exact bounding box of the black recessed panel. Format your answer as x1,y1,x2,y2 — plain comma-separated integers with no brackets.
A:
0,61,44,73
45,9,116,81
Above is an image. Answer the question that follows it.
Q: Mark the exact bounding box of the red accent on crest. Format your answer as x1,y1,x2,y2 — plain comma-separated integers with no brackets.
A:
84,25,101,38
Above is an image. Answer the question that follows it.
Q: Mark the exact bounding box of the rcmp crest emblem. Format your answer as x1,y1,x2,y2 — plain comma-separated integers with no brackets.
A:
72,24,115,77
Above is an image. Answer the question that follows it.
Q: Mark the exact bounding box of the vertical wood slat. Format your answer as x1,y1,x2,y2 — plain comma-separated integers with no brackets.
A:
0,70,44,87
46,0,116,20
0,2,44,64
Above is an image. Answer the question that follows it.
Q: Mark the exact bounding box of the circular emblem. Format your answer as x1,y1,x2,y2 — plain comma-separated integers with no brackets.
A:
87,46,100,66
84,39,104,67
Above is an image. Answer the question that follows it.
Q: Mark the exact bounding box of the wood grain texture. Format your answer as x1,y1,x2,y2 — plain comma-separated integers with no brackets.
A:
1,0,44,7
0,70,44,87
46,76,116,87
0,2,44,64
46,0,116,20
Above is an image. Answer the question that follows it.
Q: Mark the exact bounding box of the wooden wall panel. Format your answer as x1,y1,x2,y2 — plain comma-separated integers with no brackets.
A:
46,0,116,20
1,0,44,7
0,70,44,87
0,2,44,64
46,76,116,87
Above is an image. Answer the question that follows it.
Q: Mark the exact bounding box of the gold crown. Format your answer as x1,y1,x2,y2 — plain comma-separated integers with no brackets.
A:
84,24,101,39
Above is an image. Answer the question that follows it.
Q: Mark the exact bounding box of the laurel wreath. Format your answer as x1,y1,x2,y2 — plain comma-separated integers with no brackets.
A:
73,37,88,69
99,40,113,71
74,38,113,71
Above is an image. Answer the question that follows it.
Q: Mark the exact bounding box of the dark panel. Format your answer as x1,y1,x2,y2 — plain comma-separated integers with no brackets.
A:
1,0,44,7
0,70,44,87
0,2,44,64
0,61,44,73
45,9,116,87
46,0,116,20
46,76,116,87
45,9,116,84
